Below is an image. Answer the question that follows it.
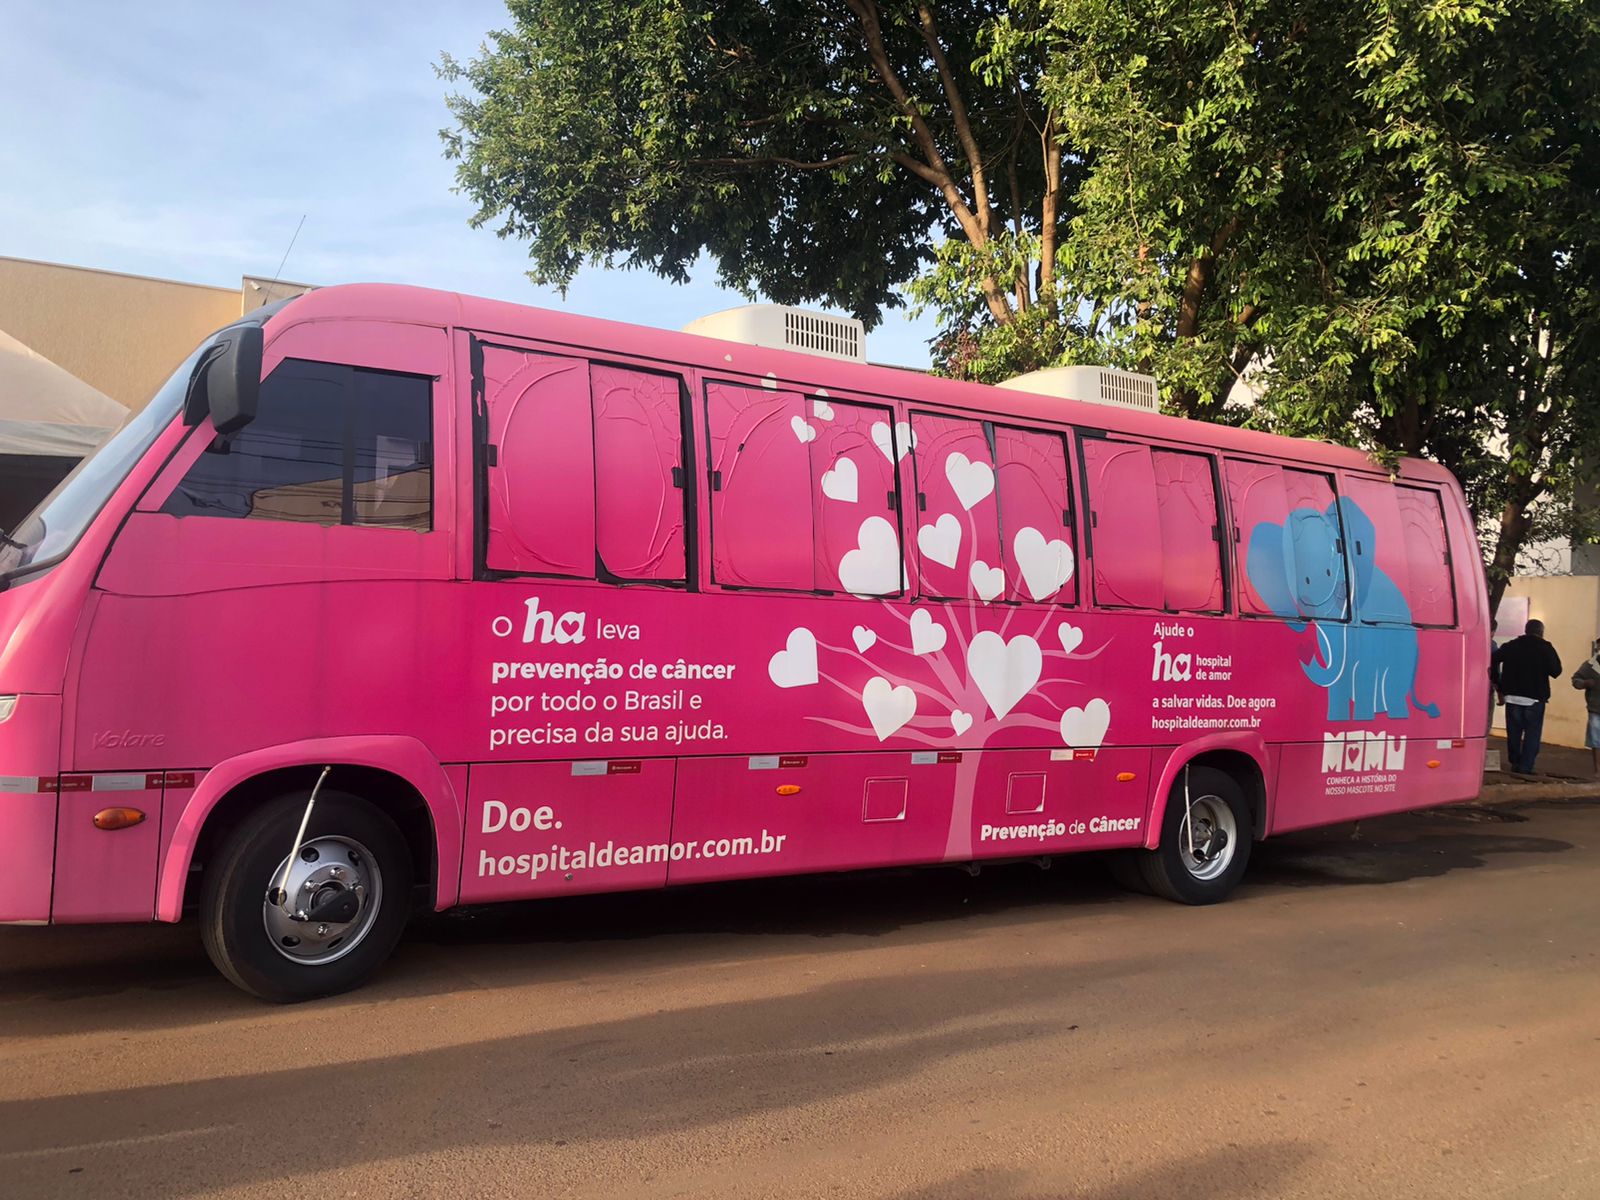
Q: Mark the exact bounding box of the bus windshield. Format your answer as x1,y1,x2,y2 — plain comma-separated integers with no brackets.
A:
0,342,206,582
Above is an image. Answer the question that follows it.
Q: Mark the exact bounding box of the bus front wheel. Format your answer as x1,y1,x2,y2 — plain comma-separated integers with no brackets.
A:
200,789,413,1002
1125,766,1253,905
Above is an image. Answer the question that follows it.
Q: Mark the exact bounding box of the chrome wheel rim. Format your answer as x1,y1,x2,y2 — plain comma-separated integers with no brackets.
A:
1179,795,1237,882
262,836,382,965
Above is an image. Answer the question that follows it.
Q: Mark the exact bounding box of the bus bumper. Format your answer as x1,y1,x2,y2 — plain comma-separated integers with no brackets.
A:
0,693,60,923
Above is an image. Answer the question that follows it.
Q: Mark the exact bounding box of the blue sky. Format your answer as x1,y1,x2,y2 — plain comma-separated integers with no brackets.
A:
0,1,937,367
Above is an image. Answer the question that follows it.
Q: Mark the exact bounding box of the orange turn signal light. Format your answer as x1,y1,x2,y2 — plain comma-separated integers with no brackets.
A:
775,784,802,796
93,807,146,831
1116,772,1136,782
1426,760,1441,770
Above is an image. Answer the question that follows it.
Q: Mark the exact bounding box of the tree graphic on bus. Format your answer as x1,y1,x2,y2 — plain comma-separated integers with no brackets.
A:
764,403,1114,858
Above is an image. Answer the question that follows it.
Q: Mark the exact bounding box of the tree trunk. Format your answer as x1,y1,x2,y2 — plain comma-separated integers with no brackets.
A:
1485,496,1533,619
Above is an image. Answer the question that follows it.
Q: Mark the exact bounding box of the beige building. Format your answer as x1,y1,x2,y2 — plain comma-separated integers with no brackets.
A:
0,256,312,415
0,257,312,530
1494,576,1600,753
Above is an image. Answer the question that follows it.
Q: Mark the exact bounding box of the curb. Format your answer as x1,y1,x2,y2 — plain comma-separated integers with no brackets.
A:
1477,779,1600,805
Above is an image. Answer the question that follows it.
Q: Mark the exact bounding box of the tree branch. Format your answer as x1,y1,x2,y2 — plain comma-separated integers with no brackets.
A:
1039,110,1062,300
845,0,1014,324
681,153,866,171
1176,217,1240,340
916,3,992,241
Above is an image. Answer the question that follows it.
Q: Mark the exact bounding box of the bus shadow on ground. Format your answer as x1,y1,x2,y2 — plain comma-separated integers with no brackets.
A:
1246,804,1572,889
0,803,1578,1020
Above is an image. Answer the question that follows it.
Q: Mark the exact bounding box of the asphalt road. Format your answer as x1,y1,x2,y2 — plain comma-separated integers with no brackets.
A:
3,798,1598,1200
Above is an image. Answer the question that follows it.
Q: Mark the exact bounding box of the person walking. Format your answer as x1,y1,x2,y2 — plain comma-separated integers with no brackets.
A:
1571,637,1600,775
1491,619,1563,775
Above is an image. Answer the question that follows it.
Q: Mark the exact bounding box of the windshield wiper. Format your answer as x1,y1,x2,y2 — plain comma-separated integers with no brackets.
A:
0,531,23,551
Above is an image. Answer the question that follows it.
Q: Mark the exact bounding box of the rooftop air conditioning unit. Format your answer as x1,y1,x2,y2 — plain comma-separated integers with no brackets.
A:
683,304,866,363
995,366,1160,413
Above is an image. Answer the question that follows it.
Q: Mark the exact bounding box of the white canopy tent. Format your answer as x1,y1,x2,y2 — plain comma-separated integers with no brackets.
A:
0,327,128,457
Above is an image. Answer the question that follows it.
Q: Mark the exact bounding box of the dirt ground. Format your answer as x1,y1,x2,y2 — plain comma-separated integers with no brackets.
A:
2,794,1598,1199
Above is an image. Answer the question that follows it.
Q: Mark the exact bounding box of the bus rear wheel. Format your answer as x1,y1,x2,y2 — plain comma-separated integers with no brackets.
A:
200,789,413,1002
1125,766,1253,905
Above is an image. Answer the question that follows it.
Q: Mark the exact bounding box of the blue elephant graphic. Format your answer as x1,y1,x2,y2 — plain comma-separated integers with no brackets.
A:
1245,497,1439,722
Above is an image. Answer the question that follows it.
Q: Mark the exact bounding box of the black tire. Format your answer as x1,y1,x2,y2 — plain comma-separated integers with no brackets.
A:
1132,766,1253,905
1104,850,1152,894
201,789,414,1002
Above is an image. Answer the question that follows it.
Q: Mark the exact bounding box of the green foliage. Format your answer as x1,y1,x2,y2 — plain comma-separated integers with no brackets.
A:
443,0,1600,590
440,0,1050,327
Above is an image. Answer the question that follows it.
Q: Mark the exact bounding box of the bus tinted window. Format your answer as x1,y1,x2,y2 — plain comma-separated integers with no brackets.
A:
592,365,687,583
163,359,431,531
810,397,900,595
483,349,688,583
994,427,1075,603
1397,486,1456,627
482,348,595,576
707,383,901,596
1083,439,1221,613
1082,439,1163,609
1228,461,1347,622
911,413,1001,600
1341,476,1454,627
1152,449,1224,613
705,382,816,590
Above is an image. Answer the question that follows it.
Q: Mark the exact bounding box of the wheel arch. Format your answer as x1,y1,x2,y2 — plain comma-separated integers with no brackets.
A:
1144,735,1270,850
157,736,463,922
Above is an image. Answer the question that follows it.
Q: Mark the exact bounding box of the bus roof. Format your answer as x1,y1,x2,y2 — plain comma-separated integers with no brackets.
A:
268,283,1457,489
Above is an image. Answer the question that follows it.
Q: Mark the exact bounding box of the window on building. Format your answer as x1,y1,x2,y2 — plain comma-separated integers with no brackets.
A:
162,359,432,531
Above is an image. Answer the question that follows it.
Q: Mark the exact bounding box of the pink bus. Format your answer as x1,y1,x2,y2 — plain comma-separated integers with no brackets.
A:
0,285,1489,1000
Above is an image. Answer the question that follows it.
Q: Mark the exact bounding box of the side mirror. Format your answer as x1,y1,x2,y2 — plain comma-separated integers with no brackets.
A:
182,326,263,434
206,325,263,434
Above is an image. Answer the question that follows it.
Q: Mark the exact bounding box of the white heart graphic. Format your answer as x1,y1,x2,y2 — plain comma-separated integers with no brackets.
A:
969,560,1004,602
862,676,916,740
917,513,962,569
1014,526,1075,601
1056,622,1084,654
767,628,818,689
821,457,858,503
812,399,834,420
871,420,915,463
945,452,995,511
967,631,1042,719
1060,698,1111,748
852,625,877,653
910,608,947,655
838,516,902,597
790,415,817,444
950,710,973,736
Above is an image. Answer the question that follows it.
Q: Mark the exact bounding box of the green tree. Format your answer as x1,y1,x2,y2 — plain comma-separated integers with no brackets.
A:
935,0,1600,608
440,0,1069,329
443,1,1600,601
